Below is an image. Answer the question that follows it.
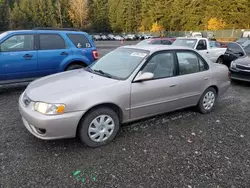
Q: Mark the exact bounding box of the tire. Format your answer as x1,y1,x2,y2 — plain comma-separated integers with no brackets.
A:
216,57,224,64
196,87,217,114
65,64,84,71
78,107,120,148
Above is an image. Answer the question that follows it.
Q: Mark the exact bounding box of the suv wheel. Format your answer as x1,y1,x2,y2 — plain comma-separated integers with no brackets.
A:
78,107,120,148
66,64,84,71
196,87,217,114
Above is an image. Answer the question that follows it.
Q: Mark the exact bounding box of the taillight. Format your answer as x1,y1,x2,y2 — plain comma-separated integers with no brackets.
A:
92,50,98,60
228,71,231,77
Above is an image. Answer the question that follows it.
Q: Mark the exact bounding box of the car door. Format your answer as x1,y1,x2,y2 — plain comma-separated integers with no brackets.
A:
223,42,246,67
175,50,211,107
196,39,209,57
37,33,71,77
130,51,181,120
0,33,37,81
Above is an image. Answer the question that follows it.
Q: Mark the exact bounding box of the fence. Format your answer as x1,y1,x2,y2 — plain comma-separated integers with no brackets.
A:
164,29,250,41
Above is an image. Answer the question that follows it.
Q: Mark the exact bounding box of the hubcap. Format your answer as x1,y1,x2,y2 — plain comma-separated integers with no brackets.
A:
88,115,115,143
203,91,215,110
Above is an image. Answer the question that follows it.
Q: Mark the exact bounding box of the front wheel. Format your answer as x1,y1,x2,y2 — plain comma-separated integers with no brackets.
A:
196,87,217,114
65,64,84,71
78,107,120,148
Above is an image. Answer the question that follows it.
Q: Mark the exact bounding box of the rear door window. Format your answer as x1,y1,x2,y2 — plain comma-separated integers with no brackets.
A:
67,34,92,48
39,34,66,50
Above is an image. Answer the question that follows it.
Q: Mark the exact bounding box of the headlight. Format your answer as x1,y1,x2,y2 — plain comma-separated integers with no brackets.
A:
231,61,236,69
34,102,65,115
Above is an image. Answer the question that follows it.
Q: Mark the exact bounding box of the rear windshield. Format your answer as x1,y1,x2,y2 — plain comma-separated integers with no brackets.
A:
136,40,151,46
172,39,197,48
67,34,92,48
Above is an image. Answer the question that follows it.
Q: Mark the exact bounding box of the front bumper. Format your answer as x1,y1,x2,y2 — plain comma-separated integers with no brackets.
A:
230,68,250,82
19,92,85,140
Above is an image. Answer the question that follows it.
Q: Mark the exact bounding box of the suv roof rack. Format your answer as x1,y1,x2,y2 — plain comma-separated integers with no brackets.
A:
32,27,80,31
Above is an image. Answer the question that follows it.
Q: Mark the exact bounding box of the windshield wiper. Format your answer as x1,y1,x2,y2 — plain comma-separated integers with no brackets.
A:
84,66,93,72
92,69,113,78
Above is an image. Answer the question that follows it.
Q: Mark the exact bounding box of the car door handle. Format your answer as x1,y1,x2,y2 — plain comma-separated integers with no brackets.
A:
206,51,209,53
204,77,210,80
170,84,178,87
23,54,33,59
60,52,68,55
23,54,32,58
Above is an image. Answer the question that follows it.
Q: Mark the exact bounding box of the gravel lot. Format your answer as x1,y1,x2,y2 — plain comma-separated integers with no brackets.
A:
1,42,250,188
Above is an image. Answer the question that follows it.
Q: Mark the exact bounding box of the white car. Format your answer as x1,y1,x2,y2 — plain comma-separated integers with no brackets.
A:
114,35,124,41
172,37,227,64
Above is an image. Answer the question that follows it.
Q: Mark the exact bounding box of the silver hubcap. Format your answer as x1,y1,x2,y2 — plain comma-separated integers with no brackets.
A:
203,91,215,110
88,115,115,142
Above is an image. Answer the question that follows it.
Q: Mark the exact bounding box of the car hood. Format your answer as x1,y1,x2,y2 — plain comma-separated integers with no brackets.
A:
25,69,119,101
235,55,250,65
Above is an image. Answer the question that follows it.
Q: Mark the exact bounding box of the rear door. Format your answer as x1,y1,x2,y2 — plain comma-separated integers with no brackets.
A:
175,50,211,107
224,42,245,67
0,33,37,81
37,33,71,77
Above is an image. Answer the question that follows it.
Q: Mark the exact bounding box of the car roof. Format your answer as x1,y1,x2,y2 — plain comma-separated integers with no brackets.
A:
121,45,193,53
176,37,206,40
4,30,88,35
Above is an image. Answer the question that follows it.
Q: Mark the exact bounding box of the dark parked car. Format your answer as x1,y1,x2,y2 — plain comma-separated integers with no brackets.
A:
229,44,250,82
136,38,176,46
235,38,250,45
222,42,249,67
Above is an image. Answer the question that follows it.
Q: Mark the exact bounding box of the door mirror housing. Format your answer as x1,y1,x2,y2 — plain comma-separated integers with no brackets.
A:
134,72,154,82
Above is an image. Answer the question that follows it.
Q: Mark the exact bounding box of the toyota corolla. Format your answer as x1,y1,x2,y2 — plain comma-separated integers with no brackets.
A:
19,45,230,148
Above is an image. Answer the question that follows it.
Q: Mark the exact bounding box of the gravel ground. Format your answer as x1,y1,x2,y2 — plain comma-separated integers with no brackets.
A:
1,43,250,188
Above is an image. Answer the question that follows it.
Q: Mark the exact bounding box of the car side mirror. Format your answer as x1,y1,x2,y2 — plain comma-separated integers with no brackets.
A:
134,72,154,82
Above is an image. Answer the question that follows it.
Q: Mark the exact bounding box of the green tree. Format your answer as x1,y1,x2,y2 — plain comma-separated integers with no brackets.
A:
90,0,110,32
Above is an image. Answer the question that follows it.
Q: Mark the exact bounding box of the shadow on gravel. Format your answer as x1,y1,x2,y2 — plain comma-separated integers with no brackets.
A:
0,84,27,95
231,80,250,87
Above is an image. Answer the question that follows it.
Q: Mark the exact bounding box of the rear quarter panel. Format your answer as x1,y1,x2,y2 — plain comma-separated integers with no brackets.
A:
210,64,230,97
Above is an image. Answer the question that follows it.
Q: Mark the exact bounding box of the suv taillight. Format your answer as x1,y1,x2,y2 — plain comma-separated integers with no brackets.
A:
92,50,98,60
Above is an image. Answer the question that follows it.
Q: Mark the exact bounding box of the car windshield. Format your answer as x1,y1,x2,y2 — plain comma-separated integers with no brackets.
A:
242,40,250,48
172,39,197,48
89,48,149,80
236,38,248,44
0,32,8,40
136,40,151,46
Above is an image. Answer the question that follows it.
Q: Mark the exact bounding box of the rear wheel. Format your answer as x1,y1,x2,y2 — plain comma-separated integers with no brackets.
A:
78,107,120,148
196,87,217,114
216,57,224,64
65,64,84,71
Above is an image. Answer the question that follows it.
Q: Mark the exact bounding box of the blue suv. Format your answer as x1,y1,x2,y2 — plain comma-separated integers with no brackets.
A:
0,28,98,85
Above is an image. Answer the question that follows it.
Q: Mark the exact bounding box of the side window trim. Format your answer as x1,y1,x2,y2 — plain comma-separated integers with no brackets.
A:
133,50,178,82
37,33,66,50
0,33,35,52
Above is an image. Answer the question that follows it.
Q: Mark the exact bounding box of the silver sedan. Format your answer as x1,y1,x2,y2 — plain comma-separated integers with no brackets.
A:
19,45,230,147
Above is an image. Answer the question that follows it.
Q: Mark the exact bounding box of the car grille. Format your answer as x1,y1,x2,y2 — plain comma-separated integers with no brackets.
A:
236,64,250,71
23,93,31,106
